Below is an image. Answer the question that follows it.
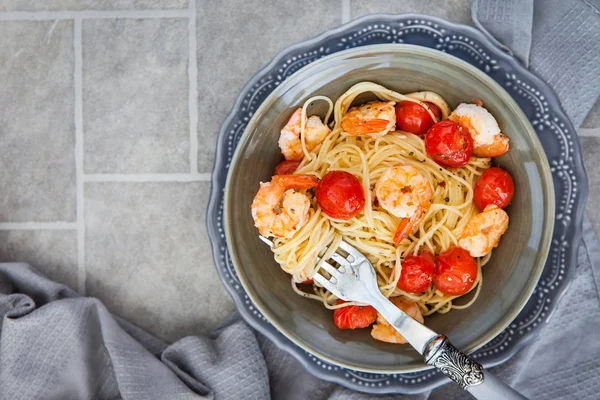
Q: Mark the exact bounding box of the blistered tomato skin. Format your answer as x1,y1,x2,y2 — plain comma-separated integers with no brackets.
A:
397,249,435,293
333,300,378,330
316,171,365,220
274,160,301,175
425,120,474,167
474,167,515,209
395,101,441,136
433,247,478,296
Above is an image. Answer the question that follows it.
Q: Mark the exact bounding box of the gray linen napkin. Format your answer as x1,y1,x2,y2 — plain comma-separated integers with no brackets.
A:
473,0,600,127
1,217,599,400
1,1,599,399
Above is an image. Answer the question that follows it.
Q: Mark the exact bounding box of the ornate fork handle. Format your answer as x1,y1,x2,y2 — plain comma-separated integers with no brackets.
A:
422,335,528,399
424,335,484,389
369,292,528,399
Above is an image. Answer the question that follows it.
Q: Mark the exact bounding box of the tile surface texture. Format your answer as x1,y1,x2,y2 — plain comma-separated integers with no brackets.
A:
0,231,78,290
580,137,600,236
85,182,234,342
0,0,187,11
0,0,597,346
581,98,600,128
83,18,189,174
0,21,76,222
196,0,342,172
349,0,474,25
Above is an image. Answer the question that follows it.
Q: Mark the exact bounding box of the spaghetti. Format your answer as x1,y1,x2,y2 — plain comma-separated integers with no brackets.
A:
256,82,506,326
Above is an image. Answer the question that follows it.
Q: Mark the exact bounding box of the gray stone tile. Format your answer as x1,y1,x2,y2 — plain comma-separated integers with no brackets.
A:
349,0,474,25
0,21,76,222
85,182,233,342
0,230,78,291
83,18,189,174
196,0,342,172
0,0,187,11
581,98,600,129
580,137,600,237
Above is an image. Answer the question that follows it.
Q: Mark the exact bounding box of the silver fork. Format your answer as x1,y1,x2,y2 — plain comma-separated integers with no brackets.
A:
260,236,528,399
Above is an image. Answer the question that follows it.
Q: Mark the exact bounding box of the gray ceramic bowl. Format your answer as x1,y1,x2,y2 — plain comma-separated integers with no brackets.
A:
224,44,554,373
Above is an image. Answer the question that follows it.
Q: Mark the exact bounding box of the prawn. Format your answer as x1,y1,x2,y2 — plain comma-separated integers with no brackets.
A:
371,297,424,344
449,103,510,158
251,174,318,238
340,101,396,137
375,165,433,245
458,204,509,257
279,108,331,160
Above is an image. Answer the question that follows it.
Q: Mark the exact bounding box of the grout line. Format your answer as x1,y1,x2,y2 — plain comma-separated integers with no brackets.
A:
0,9,189,21
188,0,199,174
74,17,86,296
83,173,212,182
0,222,78,231
578,127,600,137
341,0,351,23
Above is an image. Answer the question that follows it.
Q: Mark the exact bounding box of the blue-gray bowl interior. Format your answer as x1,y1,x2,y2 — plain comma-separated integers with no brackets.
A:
224,44,554,373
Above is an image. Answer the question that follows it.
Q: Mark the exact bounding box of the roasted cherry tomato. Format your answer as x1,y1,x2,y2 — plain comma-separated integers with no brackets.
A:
274,160,301,175
433,247,478,296
474,167,515,209
397,249,435,293
425,120,473,167
333,300,377,330
302,278,313,284
316,171,365,220
395,101,441,136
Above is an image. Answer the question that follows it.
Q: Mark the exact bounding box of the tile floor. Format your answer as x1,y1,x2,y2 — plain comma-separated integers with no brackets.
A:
0,0,598,343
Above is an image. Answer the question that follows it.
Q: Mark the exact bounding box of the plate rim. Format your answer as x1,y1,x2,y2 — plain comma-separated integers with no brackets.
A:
206,13,588,393
224,42,555,373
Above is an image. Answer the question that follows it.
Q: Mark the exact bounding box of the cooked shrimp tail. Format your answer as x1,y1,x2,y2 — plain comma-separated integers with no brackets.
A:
275,174,318,190
473,133,510,158
393,206,427,245
341,118,391,135
340,101,396,137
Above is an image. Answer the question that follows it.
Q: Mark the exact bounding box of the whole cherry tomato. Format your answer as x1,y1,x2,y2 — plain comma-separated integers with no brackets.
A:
397,249,435,293
316,171,365,220
433,247,478,296
274,160,301,175
474,167,515,209
425,120,473,167
395,101,441,136
333,300,377,330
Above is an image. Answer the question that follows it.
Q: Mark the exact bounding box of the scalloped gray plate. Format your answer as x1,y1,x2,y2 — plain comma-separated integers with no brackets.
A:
206,14,587,394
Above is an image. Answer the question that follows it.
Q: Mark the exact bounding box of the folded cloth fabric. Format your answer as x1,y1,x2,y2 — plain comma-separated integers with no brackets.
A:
1,216,599,400
0,264,272,400
473,0,600,127
1,1,599,400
